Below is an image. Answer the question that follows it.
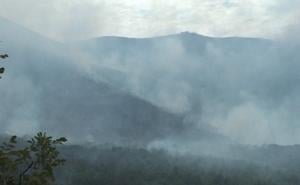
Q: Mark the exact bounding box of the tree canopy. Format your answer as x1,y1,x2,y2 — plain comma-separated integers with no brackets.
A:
0,132,67,185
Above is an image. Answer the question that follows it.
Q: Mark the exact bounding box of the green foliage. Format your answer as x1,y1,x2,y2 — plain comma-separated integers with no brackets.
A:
0,132,67,185
0,53,8,78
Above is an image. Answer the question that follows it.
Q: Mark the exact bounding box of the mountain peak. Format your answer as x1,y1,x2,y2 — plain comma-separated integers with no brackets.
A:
180,31,200,36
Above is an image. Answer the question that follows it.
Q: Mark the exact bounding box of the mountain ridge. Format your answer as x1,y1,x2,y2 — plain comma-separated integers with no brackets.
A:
0,17,219,146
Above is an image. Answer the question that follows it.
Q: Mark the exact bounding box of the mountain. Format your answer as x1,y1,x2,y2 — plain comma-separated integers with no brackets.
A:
75,32,274,115
1,17,204,145
74,32,300,145
2,16,300,146
78,31,270,52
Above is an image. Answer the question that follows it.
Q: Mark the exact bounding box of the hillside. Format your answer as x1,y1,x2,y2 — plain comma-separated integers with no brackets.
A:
2,16,300,146
74,32,300,145
0,17,191,145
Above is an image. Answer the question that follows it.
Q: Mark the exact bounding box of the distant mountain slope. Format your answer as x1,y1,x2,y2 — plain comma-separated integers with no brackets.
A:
2,16,300,145
38,68,186,144
0,17,63,52
78,32,271,59
1,17,208,145
75,32,273,114
75,32,300,145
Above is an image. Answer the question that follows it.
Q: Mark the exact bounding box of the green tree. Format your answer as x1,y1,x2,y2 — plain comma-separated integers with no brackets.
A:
0,53,8,78
0,132,67,185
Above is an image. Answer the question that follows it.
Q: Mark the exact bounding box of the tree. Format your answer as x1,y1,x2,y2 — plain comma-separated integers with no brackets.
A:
0,48,66,184
0,132,67,185
0,53,8,78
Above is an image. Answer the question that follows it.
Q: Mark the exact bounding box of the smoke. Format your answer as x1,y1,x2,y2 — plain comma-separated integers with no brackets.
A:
1,6,300,147
75,29,300,145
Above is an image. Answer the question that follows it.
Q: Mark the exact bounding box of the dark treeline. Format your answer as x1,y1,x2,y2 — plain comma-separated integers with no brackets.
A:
53,144,300,185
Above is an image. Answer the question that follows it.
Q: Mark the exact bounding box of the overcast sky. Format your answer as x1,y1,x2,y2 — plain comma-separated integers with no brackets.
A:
0,0,299,41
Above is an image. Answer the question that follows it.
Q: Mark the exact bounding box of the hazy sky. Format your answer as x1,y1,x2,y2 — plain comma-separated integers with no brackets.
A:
0,0,299,41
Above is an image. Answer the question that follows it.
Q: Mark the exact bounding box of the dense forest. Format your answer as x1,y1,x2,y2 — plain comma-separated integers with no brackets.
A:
51,144,300,185
2,133,300,185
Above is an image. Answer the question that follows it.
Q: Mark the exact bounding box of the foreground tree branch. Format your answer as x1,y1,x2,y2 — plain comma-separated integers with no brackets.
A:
0,132,67,185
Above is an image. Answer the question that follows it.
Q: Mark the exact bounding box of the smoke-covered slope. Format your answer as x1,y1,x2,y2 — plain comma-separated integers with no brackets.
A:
2,16,300,146
75,32,300,145
0,17,199,145
76,32,273,115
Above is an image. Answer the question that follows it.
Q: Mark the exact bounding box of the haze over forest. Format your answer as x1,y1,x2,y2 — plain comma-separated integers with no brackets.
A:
1,1,300,185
